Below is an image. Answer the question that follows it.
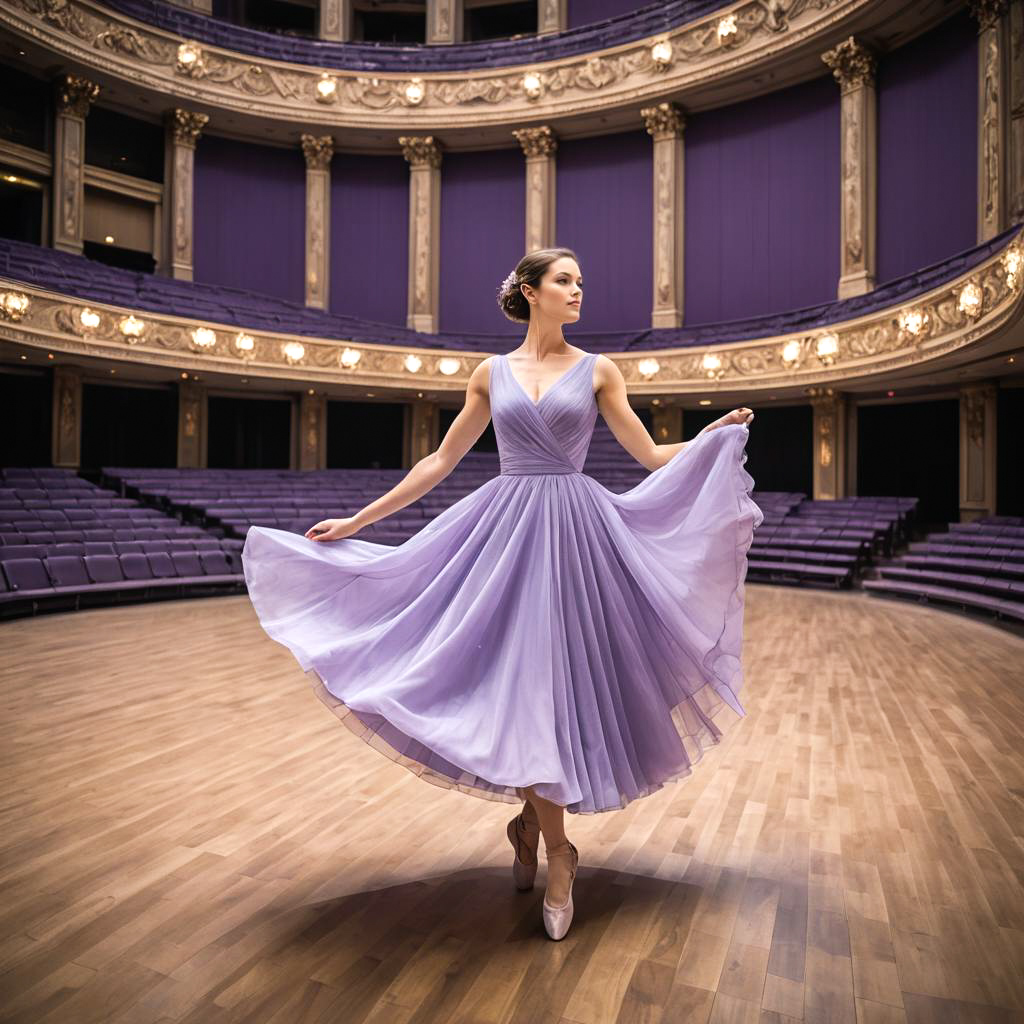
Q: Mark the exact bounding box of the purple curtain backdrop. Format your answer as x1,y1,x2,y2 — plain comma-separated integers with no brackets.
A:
329,153,409,326
555,131,652,333
683,72,840,325
439,148,525,334
567,0,649,29
193,135,305,303
876,9,977,285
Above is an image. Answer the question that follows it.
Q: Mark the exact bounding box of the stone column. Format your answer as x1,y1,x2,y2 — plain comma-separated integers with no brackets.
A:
959,383,998,521
970,0,1011,242
427,0,463,43
651,405,683,444
301,133,334,311
298,390,327,470
822,37,878,299
406,399,440,468
808,388,849,500
512,126,557,253
400,136,442,333
52,74,99,255
537,0,567,35
177,380,207,468
51,365,82,468
641,102,686,328
319,0,353,41
163,108,208,281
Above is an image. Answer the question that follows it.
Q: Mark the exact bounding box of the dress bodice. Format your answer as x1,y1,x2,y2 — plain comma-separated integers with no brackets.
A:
490,352,599,476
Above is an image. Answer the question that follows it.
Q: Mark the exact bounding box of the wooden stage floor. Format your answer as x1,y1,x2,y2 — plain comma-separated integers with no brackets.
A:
1,585,1023,1024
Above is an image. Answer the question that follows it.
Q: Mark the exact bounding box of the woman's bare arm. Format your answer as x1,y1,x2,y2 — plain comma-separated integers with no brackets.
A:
594,355,754,473
306,357,495,541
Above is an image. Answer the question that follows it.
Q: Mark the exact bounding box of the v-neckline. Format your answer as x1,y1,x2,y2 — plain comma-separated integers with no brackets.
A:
502,352,591,408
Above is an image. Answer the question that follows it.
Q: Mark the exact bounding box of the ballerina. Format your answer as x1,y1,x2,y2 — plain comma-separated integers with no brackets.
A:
243,246,762,940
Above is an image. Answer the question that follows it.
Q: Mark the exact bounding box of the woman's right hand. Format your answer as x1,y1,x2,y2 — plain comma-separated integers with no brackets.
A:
305,517,362,542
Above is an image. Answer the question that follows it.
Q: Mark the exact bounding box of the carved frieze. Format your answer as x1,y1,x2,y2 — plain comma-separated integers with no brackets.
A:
3,0,859,128
6,233,1020,395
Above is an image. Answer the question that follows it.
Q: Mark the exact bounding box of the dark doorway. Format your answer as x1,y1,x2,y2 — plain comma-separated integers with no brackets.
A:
0,369,52,466
208,395,291,468
80,381,177,470
858,398,958,529
327,400,405,468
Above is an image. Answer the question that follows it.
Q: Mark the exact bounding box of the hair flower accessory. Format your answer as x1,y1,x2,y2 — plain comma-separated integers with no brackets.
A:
499,270,518,299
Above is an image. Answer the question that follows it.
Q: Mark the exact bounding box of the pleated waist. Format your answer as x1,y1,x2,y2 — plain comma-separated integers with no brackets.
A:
499,468,581,476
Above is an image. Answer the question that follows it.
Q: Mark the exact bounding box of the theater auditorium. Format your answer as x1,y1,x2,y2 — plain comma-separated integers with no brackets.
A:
1,0,1023,1020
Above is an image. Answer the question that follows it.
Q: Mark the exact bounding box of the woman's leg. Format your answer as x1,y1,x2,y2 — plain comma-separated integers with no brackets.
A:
523,785,573,906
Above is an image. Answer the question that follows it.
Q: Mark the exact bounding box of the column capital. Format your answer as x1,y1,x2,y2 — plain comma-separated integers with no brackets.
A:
166,108,209,148
512,125,557,158
399,135,443,168
301,133,335,171
53,73,99,117
640,101,686,140
821,36,877,92
968,0,1009,29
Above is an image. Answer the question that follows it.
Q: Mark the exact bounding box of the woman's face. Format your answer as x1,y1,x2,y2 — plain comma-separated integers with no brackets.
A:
524,257,583,322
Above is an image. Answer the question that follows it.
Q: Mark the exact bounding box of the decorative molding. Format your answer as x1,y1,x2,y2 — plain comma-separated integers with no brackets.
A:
820,33,876,91
4,230,1020,396
640,100,686,139
1,0,881,132
967,0,1009,32
512,125,557,158
301,131,335,171
53,71,100,117
167,106,208,146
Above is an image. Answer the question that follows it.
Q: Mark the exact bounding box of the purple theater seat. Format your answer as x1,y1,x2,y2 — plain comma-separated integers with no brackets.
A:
3,558,54,593
198,550,232,575
0,533,25,545
0,545,47,560
147,552,176,578
115,541,146,554
83,542,116,555
120,553,154,580
24,532,54,544
51,530,83,543
43,555,91,588
83,554,126,583
170,551,203,576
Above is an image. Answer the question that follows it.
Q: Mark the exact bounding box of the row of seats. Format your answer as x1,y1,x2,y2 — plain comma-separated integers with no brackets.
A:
0,550,243,618
863,516,1024,623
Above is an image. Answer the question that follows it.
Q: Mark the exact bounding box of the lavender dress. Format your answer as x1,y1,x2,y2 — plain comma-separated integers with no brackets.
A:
241,350,763,814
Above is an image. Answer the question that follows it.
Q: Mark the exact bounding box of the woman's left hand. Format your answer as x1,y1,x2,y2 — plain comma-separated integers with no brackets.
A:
701,408,755,434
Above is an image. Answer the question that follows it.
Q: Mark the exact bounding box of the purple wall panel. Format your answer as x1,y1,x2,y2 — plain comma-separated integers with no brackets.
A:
193,135,305,303
684,73,840,325
439,148,524,334
329,153,409,326
567,0,647,28
555,131,652,333
876,10,977,284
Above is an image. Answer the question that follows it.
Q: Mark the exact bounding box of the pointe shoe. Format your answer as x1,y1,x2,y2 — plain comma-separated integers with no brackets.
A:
506,811,541,891
542,840,579,941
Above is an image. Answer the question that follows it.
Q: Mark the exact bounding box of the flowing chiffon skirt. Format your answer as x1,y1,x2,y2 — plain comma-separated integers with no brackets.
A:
242,350,763,814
